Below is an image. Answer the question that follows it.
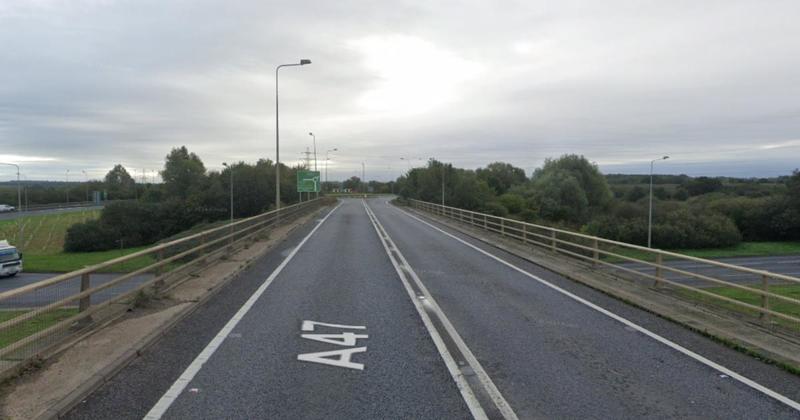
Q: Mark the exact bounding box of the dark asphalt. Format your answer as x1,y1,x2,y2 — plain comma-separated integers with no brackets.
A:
615,255,800,287
65,198,800,419
369,199,800,418
0,272,152,309
0,205,103,221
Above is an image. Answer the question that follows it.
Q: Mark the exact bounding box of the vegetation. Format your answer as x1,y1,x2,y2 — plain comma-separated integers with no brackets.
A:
396,155,800,251
676,284,800,330
0,309,78,349
65,146,308,253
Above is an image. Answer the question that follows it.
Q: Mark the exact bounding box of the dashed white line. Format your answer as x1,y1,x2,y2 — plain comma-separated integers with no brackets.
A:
363,200,518,420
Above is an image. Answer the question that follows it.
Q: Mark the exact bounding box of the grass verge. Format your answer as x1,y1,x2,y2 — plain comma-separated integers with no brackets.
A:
603,241,800,264
0,309,78,349
23,247,154,273
675,283,800,331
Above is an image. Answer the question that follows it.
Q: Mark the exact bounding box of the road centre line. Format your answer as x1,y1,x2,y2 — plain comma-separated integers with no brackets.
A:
143,202,343,420
392,204,800,412
362,200,518,420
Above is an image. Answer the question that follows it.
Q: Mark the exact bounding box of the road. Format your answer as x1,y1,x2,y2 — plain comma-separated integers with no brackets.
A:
66,198,800,419
0,272,152,309
0,205,103,221
615,255,800,287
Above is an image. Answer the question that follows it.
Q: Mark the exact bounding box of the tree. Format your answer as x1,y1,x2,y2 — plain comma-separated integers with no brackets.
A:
529,155,611,224
476,162,527,195
161,146,207,199
684,177,723,196
342,176,361,192
104,164,136,199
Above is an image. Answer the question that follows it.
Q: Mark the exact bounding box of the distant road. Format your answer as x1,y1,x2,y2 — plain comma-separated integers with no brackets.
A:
0,272,151,308
0,205,103,221
615,255,800,287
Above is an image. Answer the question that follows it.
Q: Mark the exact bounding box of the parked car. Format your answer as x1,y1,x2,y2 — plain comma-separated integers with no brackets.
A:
0,204,15,213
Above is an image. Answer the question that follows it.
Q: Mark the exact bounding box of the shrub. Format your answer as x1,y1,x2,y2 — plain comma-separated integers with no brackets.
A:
497,193,525,214
64,219,118,252
586,209,741,249
482,202,509,218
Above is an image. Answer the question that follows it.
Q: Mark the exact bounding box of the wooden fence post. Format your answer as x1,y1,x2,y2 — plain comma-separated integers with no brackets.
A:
761,274,771,322
654,253,663,287
592,238,599,267
79,273,91,312
550,231,557,252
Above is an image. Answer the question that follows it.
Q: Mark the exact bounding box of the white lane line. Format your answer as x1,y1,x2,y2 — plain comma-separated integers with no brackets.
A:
144,202,343,420
393,205,800,413
362,200,518,420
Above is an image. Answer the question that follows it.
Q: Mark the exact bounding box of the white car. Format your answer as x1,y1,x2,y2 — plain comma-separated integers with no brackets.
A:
0,204,15,213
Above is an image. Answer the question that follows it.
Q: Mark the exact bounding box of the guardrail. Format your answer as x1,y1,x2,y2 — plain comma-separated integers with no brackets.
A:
0,198,326,375
410,199,800,329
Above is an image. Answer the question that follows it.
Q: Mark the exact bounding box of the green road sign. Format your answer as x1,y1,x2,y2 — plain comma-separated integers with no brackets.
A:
297,170,321,193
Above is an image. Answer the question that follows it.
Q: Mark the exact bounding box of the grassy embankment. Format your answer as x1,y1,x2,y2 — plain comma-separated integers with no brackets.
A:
0,210,152,272
599,241,800,327
0,309,78,349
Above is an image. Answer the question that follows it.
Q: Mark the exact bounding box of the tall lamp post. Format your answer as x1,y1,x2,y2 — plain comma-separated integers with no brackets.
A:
648,155,669,248
222,163,234,226
325,148,337,192
275,59,311,211
81,170,89,202
65,169,70,204
0,162,22,250
308,132,318,198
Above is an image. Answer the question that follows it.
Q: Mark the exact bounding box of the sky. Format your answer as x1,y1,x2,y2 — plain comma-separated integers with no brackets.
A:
1,0,799,182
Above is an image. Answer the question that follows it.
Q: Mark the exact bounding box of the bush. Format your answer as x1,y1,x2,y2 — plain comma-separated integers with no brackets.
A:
497,193,525,214
64,219,118,252
482,202,508,218
587,208,741,249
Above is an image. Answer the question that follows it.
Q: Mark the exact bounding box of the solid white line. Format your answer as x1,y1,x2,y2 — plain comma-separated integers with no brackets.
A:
393,205,800,412
143,202,343,420
362,200,518,420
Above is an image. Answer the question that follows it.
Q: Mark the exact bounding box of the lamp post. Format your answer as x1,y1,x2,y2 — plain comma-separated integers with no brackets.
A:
275,59,311,211
0,162,22,250
222,163,233,226
308,132,318,171
325,148,337,192
65,169,70,204
308,132,318,198
81,170,89,202
648,155,669,248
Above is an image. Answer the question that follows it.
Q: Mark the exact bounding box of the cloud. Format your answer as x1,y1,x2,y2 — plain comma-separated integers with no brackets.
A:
1,0,799,181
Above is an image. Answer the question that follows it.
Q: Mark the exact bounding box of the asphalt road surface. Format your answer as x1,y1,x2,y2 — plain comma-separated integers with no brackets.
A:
614,255,800,287
0,205,103,221
0,272,152,309
66,198,800,419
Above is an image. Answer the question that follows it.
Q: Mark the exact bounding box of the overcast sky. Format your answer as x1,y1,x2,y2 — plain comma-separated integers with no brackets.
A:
2,0,799,182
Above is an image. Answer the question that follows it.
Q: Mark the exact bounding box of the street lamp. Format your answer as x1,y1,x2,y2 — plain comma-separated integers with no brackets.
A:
0,162,22,251
648,155,670,248
222,163,233,226
65,169,70,204
325,148,337,192
275,59,312,211
81,170,89,202
308,132,318,171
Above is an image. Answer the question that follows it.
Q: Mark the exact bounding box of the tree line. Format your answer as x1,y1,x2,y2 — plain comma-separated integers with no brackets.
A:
64,146,309,252
396,155,800,249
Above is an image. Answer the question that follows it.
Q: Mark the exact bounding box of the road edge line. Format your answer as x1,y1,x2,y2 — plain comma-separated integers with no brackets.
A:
143,201,343,419
394,204,800,412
